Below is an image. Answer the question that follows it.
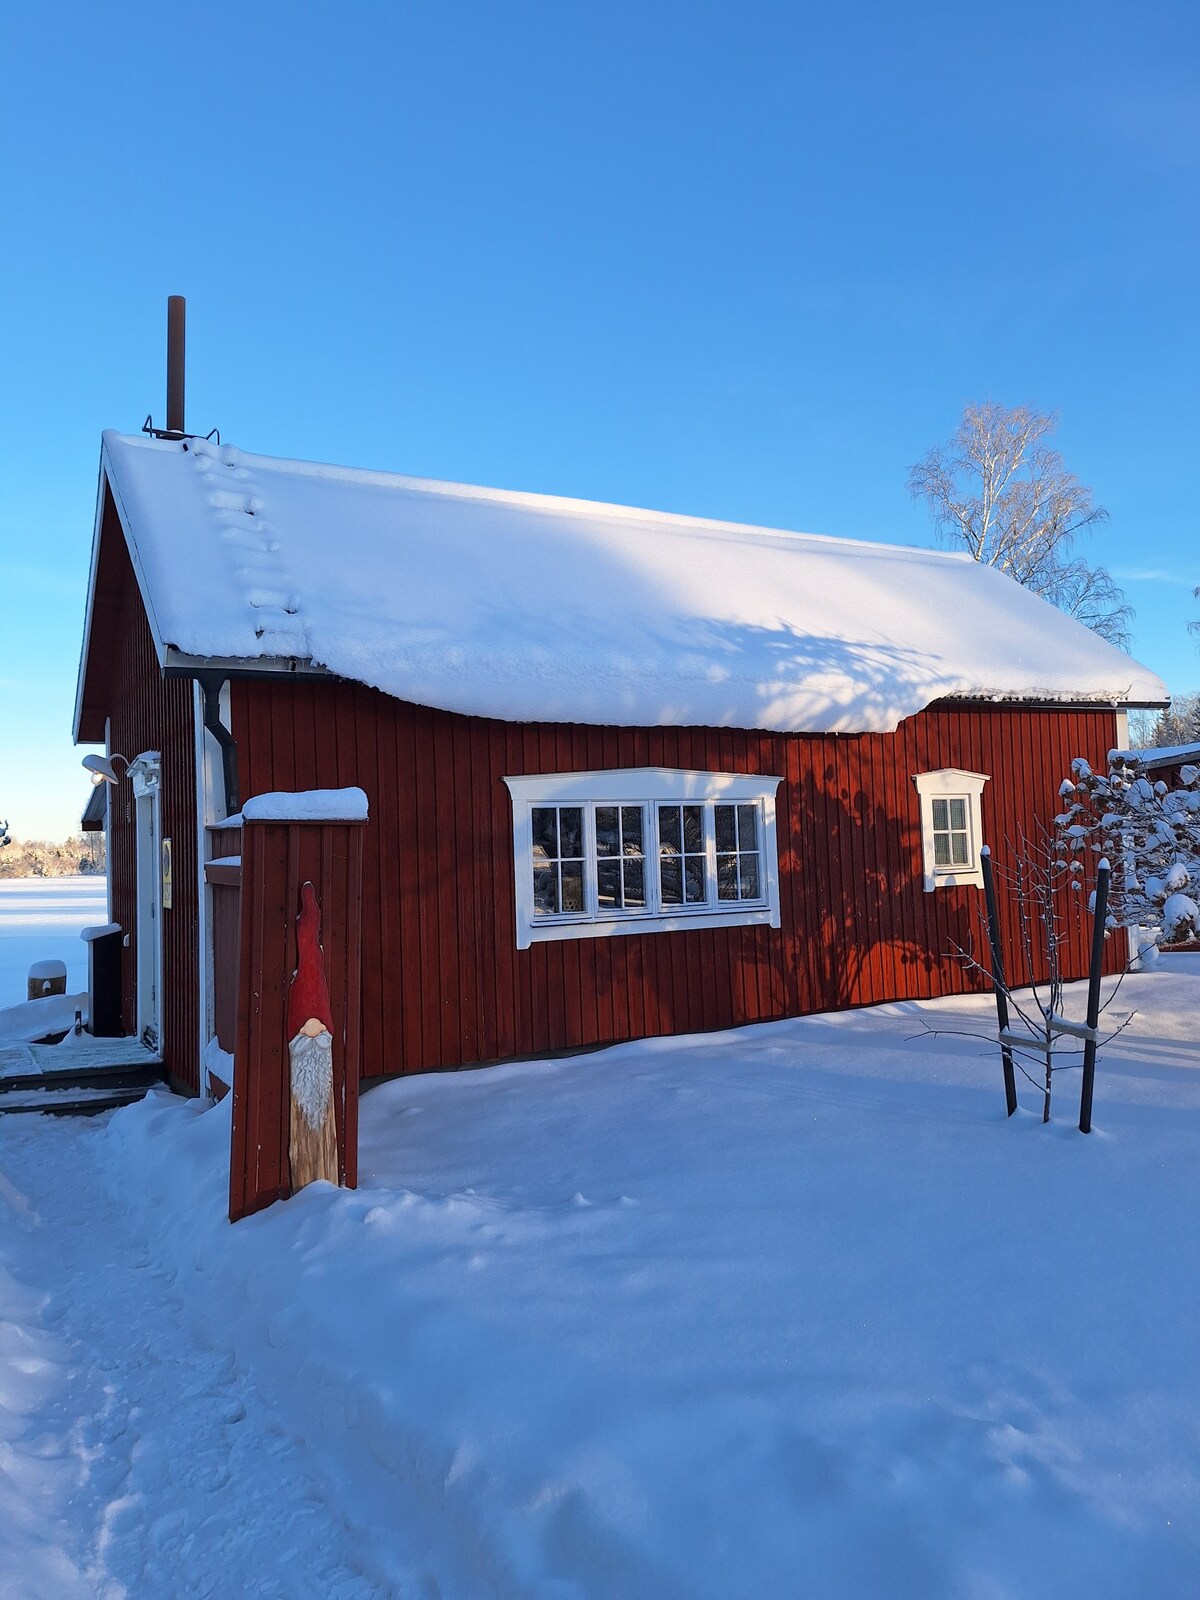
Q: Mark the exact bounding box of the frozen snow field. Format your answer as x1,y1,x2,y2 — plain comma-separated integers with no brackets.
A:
0,875,107,1007
1,947,1198,1596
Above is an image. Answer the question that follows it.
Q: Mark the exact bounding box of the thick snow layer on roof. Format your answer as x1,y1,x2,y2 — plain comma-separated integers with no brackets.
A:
101,431,1167,734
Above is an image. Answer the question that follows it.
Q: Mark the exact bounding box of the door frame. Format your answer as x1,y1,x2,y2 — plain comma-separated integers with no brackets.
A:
128,752,164,1052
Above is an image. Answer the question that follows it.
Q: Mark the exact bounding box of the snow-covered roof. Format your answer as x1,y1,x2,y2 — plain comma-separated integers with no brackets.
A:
93,430,1167,735
1114,742,1200,769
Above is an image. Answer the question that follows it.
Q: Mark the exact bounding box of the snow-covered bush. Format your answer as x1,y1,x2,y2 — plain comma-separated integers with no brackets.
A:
1055,754,1200,947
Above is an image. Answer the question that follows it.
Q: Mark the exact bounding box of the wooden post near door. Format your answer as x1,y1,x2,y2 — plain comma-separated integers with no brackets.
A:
229,801,365,1223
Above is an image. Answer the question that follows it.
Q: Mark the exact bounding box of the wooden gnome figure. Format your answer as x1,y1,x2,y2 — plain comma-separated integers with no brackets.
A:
287,882,340,1191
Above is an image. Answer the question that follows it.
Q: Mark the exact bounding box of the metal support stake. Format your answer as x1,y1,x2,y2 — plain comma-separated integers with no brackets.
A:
981,847,1018,1117
1079,859,1111,1134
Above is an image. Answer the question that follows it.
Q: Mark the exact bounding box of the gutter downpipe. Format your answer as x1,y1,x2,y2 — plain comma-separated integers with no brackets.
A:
197,671,240,817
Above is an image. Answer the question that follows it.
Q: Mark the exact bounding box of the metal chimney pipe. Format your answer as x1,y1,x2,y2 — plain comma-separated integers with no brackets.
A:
167,295,186,435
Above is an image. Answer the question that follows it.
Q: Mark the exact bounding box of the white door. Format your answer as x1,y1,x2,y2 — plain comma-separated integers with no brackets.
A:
129,754,164,1052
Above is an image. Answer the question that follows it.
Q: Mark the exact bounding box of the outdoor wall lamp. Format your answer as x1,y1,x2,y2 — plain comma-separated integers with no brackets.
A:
82,752,132,786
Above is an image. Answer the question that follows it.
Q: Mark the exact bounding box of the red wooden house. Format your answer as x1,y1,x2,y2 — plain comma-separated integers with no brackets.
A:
74,428,1166,1099
1118,740,1200,788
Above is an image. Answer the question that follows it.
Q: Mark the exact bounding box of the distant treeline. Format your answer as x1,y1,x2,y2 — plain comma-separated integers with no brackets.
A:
0,837,106,879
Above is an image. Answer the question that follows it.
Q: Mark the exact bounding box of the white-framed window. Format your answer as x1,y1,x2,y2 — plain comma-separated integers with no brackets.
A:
912,769,989,892
504,769,784,949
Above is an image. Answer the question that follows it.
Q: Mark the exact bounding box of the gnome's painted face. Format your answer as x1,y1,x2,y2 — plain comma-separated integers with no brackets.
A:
289,1022,333,1131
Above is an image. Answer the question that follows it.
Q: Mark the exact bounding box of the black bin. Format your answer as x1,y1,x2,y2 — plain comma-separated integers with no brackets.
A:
85,926,123,1038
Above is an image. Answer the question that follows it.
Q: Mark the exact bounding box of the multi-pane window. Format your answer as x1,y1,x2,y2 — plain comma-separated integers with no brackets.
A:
506,772,783,946
912,769,989,892
715,803,761,901
658,803,707,906
530,798,769,922
531,805,585,916
931,797,970,868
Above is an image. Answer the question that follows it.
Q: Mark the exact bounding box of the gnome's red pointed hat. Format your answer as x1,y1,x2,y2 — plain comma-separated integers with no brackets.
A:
287,881,334,1040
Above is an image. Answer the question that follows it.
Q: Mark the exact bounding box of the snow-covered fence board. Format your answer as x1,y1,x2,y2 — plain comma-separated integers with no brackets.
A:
229,796,365,1222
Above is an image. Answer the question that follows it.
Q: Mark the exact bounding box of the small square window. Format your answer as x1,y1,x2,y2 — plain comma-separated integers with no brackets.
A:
931,797,970,867
912,770,989,892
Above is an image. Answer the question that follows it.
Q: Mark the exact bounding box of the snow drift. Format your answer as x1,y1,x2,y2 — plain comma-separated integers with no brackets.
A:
100,965,1200,1598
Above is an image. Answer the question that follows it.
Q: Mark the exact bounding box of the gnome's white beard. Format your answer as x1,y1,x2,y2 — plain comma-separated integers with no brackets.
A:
289,1028,333,1130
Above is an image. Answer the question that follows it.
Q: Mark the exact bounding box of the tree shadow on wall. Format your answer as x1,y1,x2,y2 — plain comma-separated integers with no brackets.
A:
790,757,976,1013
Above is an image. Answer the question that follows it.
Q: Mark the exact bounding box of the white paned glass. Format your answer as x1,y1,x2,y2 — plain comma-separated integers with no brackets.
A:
659,803,708,907
532,804,586,917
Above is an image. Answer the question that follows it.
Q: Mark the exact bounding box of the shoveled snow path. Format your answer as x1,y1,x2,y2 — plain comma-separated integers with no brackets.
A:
0,1114,379,1600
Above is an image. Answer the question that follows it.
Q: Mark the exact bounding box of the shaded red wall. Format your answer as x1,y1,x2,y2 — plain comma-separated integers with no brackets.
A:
92,505,200,1092
233,678,1118,1078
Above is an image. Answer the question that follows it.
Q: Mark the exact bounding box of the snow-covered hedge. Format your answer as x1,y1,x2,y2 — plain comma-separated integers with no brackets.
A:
1055,753,1200,946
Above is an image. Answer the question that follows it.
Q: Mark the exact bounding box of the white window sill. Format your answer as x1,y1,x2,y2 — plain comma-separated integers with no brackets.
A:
924,865,985,893
521,903,778,949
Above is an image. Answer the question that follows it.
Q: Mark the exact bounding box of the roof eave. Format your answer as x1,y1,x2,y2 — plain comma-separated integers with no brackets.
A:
942,692,1170,713
161,647,334,682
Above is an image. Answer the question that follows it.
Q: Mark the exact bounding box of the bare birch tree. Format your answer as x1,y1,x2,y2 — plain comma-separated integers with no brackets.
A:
908,403,1133,647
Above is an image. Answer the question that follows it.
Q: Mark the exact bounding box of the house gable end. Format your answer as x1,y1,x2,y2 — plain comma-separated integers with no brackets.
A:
75,464,170,744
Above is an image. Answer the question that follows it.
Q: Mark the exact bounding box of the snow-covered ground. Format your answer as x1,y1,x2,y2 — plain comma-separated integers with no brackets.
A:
1,951,1197,1597
0,876,107,1008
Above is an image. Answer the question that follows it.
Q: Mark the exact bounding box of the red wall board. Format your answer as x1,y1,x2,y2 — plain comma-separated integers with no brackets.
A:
232,678,1119,1078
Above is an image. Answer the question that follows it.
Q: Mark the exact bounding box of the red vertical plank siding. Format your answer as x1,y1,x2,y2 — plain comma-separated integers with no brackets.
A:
487,721,515,1060
371,697,396,1078
353,688,383,1079
90,506,201,1093
230,676,1117,1078
394,705,425,1074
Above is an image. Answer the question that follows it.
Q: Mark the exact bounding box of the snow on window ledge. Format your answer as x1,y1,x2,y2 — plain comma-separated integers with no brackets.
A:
239,787,369,824
912,769,990,892
503,769,784,950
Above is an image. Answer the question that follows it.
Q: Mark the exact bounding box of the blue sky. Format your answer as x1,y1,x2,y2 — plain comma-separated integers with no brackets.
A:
1,1,1197,841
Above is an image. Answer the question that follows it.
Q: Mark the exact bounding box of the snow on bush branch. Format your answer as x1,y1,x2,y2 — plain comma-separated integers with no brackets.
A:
1054,754,1200,946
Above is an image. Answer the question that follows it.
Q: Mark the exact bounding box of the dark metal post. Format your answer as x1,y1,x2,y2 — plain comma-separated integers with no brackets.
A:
1079,859,1111,1134
981,846,1018,1116
167,295,186,435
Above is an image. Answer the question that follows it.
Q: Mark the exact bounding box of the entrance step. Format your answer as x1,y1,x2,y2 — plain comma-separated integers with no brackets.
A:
0,1038,164,1116
0,1079,160,1116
